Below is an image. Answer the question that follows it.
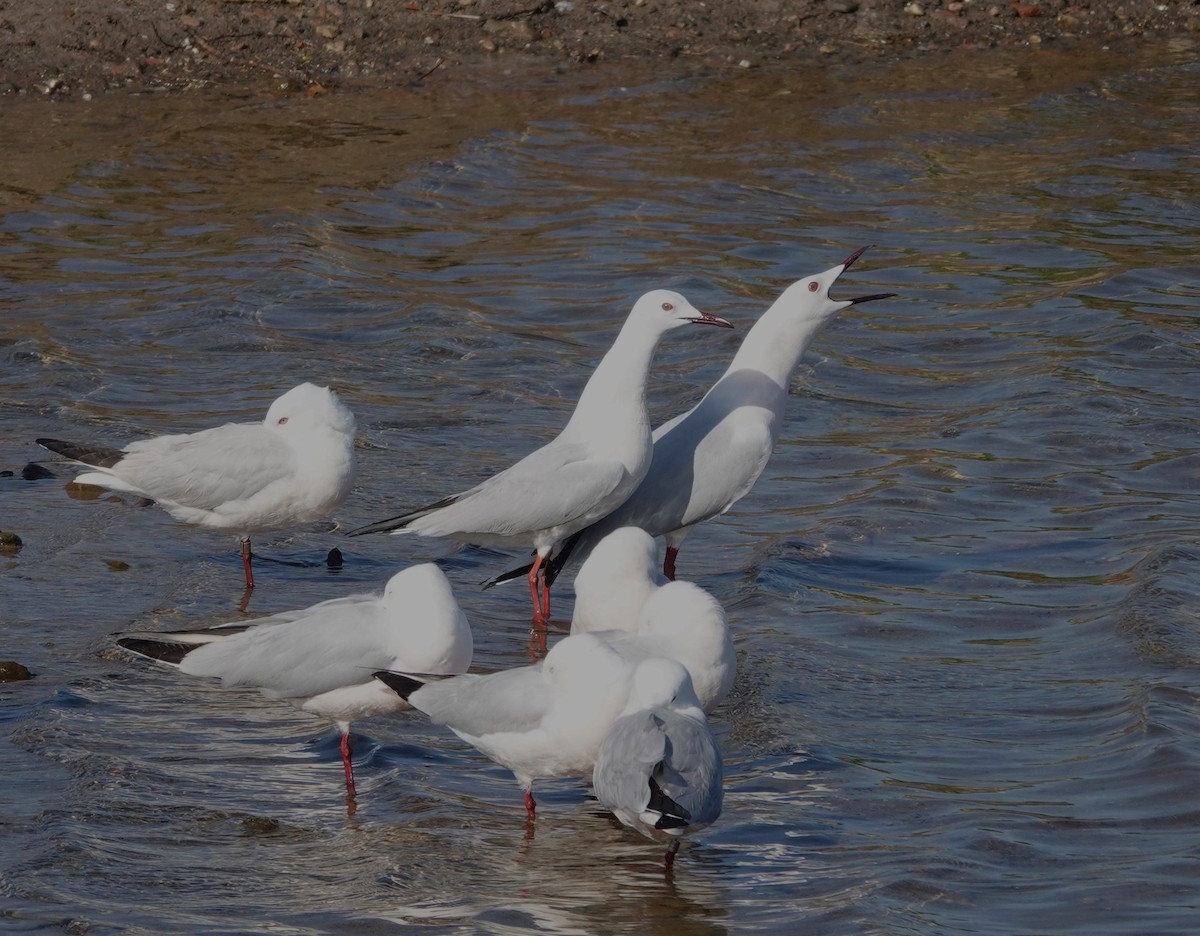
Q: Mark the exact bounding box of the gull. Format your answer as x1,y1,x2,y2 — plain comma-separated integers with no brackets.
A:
373,552,734,817
374,631,635,818
592,657,723,868
569,525,668,635
347,290,732,622
117,562,472,796
37,382,357,590
593,569,736,715
488,246,894,589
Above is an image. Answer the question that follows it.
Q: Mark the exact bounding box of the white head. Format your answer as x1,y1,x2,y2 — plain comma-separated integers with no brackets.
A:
571,526,663,634
623,656,704,716
380,563,473,673
264,383,357,439
625,289,733,337
776,245,896,325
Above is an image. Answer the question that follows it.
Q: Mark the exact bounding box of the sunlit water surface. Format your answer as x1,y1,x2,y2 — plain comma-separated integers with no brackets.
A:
3,45,1200,935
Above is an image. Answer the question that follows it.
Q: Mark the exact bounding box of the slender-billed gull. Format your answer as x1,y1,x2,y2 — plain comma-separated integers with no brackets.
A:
38,382,356,589
373,557,733,817
348,290,732,622
490,246,894,589
592,657,723,867
600,578,735,714
375,630,633,818
117,563,471,796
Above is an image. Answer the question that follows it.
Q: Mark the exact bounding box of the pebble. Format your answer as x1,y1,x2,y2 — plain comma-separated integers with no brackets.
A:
21,463,55,481
0,530,22,554
904,2,925,14
828,0,860,12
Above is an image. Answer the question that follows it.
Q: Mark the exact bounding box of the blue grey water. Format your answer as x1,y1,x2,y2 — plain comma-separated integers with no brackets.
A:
2,45,1199,934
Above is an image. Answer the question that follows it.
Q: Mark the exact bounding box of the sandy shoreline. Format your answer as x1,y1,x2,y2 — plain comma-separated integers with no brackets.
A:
2,0,1197,99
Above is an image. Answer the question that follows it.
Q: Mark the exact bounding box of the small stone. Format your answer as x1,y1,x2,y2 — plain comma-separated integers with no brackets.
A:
904,2,925,14
828,0,859,12
947,1,964,10
316,24,340,39
738,58,752,67
21,463,54,481
326,547,343,569
0,530,22,554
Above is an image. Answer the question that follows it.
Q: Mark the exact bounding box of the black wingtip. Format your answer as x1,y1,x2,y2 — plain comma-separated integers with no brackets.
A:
543,530,583,589
648,775,691,829
372,670,425,700
116,636,193,666
36,438,124,468
346,516,409,537
481,560,535,591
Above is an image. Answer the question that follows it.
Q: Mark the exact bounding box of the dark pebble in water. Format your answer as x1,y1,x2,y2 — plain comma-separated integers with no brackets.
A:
326,547,344,568
241,816,281,835
0,470,13,478
0,661,34,681
21,462,55,480
0,530,22,554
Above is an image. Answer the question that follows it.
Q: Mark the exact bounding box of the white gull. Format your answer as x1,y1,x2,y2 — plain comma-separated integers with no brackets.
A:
592,657,723,867
117,562,472,796
38,382,357,589
490,246,894,589
348,290,731,621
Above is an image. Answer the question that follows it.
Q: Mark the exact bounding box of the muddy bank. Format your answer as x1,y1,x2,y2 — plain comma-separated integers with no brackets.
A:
1,0,1198,98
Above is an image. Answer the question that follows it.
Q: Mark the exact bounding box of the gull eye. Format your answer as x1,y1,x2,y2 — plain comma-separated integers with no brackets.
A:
807,281,820,292
661,301,674,312
277,416,289,425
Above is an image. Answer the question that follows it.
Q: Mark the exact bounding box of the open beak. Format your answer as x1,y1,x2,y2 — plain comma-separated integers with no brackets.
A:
687,312,734,329
838,245,896,305
841,245,872,269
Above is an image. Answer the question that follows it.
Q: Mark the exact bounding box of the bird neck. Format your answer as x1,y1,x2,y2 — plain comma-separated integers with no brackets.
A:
562,319,659,443
725,288,836,389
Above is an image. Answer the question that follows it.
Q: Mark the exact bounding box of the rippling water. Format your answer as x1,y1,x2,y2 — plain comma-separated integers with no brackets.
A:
3,45,1200,934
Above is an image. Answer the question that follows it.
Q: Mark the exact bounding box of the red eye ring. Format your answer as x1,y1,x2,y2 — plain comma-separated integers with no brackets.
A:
807,281,819,292
662,302,674,312
277,416,289,425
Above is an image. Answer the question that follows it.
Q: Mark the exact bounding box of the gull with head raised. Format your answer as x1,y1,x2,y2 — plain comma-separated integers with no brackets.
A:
37,382,357,589
348,290,731,621
117,562,472,797
489,246,894,590
592,656,723,867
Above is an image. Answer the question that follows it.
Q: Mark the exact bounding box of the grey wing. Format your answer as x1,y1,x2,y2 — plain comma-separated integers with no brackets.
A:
593,710,671,817
177,600,392,699
413,442,631,538
115,423,295,509
653,710,724,828
410,666,552,736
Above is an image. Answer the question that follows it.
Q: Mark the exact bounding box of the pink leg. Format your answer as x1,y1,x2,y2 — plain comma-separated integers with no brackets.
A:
663,545,679,581
240,537,255,589
340,732,356,795
526,553,547,623
523,788,536,819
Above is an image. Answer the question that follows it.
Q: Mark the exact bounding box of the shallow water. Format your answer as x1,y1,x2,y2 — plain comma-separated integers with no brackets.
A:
3,44,1200,935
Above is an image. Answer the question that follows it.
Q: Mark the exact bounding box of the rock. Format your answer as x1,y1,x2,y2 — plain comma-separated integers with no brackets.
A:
0,661,34,681
21,463,55,481
828,0,860,12
326,547,343,569
0,530,22,554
